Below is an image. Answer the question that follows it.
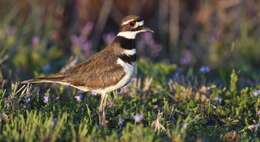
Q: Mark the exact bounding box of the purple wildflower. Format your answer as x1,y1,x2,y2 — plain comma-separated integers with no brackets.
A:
43,96,49,104
70,33,93,57
142,33,162,56
150,43,162,56
107,99,114,108
103,32,115,44
142,32,153,43
209,31,221,42
70,35,85,47
133,113,144,123
257,110,260,115
74,94,82,102
81,22,93,37
138,32,162,56
253,90,260,96
120,86,130,94
32,36,40,46
248,122,260,132
118,117,125,127
180,50,192,65
25,97,31,103
199,66,210,73
82,41,92,57
91,92,98,96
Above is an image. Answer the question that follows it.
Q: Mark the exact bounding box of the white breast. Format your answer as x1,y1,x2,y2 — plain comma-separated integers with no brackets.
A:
98,58,135,94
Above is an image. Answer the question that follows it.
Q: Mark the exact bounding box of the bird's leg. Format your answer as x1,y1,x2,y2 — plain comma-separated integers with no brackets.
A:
99,93,108,126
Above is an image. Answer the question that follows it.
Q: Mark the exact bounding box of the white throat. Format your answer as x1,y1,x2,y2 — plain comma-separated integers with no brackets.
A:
117,31,139,39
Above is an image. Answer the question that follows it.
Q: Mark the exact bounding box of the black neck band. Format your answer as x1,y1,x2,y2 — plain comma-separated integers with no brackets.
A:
118,54,136,64
113,36,136,49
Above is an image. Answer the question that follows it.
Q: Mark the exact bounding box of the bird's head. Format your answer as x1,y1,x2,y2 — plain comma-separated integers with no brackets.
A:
117,15,153,39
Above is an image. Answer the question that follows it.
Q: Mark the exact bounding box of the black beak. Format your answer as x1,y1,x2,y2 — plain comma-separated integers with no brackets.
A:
141,26,154,33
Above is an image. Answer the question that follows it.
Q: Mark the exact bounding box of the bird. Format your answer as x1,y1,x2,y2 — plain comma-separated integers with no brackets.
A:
22,15,154,126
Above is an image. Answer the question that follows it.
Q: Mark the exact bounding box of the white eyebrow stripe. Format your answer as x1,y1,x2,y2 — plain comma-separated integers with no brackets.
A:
121,19,135,26
121,19,144,27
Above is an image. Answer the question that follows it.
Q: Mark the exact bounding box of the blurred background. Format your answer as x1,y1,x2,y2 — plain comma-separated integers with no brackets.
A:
0,0,260,83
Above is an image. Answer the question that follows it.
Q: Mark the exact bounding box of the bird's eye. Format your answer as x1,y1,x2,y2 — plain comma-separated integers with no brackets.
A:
129,21,135,27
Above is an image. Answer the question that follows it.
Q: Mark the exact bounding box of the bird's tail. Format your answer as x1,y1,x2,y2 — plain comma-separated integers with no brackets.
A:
21,74,66,85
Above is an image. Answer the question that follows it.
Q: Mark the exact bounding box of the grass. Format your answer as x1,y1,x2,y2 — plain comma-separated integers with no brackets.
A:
1,60,260,141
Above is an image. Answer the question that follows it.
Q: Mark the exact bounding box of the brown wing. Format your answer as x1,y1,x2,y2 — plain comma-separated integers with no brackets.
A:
62,47,125,89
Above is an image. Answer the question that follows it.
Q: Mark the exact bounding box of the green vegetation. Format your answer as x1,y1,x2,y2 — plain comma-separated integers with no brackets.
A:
1,53,260,141
1,1,260,141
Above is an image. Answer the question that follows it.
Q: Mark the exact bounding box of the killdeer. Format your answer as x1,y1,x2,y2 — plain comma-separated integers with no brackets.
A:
22,15,153,126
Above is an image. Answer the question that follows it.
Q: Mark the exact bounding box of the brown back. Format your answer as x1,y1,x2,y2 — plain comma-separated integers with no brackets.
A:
62,44,126,89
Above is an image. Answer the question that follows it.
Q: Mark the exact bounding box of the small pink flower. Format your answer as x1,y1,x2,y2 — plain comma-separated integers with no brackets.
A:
257,110,260,115
70,35,84,46
82,41,92,57
120,86,130,94
253,90,260,96
133,113,144,123
32,36,40,46
180,50,193,65
103,32,115,44
74,95,82,102
142,32,153,43
209,31,221,42
81,22,93,37
138,32,162,56
43,96,49,104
